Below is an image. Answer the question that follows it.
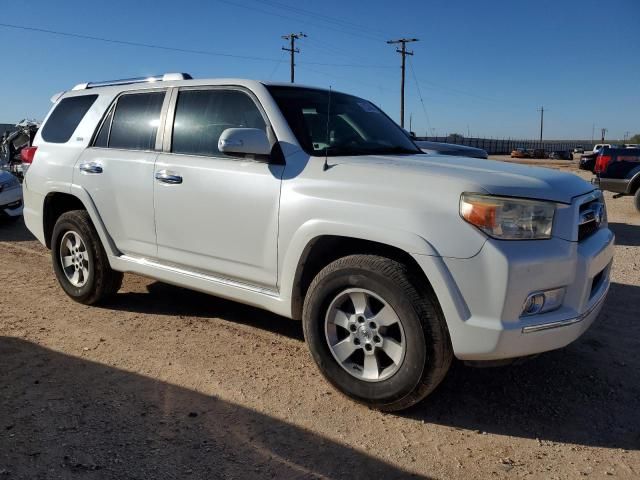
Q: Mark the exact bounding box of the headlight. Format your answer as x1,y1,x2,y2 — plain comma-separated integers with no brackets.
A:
460,193,556,240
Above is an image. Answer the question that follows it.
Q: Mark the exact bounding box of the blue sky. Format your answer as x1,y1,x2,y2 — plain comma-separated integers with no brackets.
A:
0,0,638,139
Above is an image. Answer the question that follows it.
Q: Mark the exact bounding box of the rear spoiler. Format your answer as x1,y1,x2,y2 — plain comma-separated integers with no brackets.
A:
50,91,65,104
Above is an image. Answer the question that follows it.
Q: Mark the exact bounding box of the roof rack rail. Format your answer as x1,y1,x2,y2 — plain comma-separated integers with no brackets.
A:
71,72,192,91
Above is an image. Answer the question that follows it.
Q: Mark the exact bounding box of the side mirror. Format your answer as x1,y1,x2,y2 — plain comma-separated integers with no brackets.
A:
218,128,271,156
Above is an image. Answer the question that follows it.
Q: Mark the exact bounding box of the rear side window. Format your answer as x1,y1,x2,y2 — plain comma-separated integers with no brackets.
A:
41,95,98,143
107,92,165,151
171,89,266,157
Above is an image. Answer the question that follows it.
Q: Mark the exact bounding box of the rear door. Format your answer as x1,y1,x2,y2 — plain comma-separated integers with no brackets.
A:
75,89,168,257
153,87,283,288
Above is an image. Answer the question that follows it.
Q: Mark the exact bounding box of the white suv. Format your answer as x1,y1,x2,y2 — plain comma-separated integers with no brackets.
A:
23,73,614,411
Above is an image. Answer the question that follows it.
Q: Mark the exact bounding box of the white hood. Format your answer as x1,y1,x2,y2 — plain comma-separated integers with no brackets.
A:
336,154,594,204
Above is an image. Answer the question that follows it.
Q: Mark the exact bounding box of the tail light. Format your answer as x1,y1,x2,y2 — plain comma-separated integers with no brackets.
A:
595,154,612,173
21,146,38,164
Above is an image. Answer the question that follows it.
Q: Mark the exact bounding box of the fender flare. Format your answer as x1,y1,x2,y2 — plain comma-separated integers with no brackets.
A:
278,219,440,303
67,184,120,258
626,169,640,194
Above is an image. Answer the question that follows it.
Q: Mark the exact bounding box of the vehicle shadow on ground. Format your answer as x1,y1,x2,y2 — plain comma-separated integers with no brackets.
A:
609,222,640,247
102,281,305,342
406,281,640,450
0,217,35,242
0,337,424,479
103,280,640,451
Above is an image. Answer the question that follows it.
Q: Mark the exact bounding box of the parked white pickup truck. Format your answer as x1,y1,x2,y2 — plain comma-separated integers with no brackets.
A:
23,74,614,411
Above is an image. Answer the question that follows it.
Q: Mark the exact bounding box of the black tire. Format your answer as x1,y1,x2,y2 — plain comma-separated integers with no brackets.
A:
51,210,123,305
302,254,452,411
634,188,640,213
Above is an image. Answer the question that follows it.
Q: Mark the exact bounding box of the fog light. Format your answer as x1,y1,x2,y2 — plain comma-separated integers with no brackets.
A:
521,287,565,317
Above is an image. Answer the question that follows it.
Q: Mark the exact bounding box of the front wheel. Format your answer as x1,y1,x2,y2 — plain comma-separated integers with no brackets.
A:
634,188,640,213
302,255,452,411
51,210,123,305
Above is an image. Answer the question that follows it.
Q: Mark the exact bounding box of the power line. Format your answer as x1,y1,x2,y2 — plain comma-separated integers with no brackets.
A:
0,22,281,63
387,38,418,128
267,51,287,80
295,64,392,94
408,57,432,135
254,0,391,39
215,0,385,42
282,32,306,83
0,23,392,70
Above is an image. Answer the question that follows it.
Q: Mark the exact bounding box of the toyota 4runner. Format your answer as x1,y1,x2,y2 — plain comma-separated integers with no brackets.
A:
23,73,614,411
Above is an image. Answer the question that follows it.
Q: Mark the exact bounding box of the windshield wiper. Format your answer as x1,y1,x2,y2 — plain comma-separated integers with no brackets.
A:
317,146,368,157
314,145,421,157
366,146,421,155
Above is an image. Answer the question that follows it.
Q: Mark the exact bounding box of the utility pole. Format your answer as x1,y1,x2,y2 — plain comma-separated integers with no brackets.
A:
387,38,418,128
591,123,595,146
601,128,607,143
537,106,544,142
281,32,306,83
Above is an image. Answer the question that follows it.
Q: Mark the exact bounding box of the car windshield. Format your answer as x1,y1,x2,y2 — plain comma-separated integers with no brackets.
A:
267,86,421,157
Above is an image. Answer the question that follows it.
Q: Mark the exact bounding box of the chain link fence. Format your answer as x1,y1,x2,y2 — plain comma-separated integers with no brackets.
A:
416,136,599,155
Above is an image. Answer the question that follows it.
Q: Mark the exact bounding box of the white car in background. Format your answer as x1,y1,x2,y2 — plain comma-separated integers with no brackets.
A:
0,170,23,221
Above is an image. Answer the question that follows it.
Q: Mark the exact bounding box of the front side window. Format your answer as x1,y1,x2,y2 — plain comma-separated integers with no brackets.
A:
266,86,420,157
172,89,266,157
41,95,98,143
106,91,165,151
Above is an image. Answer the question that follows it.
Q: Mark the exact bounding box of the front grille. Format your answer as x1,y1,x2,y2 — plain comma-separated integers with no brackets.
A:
578,220,599,241
578,199,604,241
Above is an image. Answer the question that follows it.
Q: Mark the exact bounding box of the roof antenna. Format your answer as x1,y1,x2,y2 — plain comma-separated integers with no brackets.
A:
323,86,332,171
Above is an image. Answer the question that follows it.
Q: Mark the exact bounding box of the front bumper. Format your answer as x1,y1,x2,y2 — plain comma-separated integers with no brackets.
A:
414,226,614,361
592,176,630,194
0,186,24,218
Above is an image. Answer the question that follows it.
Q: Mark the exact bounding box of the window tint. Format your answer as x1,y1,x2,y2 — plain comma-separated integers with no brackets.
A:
41,95,98,143
108,92,165,151
172,89,266,157
93,105,114,148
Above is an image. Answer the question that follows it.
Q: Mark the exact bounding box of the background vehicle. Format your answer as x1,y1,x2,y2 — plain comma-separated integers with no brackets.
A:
624,143,638,149
573,146,585,154
549,150,572,160
23,74,614,412
579,151,598,172
593,143,611,152
415,140,488,159
0,170,23,221
594,146,640,212
510,147,529,158
529,148,548,159
0,120,40,181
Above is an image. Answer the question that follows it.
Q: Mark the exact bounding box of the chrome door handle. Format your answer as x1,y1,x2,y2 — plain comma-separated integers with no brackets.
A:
79,162,103,174
155,170,183,184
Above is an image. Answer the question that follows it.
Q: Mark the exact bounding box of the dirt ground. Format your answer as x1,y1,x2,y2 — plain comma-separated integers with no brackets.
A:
1,160,639,479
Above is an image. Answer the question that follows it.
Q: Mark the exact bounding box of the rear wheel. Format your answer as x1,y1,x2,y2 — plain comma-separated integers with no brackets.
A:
302,254,452,411
51,210,122,305
634,188,640,213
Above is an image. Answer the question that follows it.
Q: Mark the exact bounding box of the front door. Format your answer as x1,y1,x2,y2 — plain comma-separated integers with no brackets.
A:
153,87,283,288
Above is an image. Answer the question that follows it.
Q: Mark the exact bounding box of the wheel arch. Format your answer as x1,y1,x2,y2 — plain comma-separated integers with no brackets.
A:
42,185,119,258
627,170,640,195
287,233,439,321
